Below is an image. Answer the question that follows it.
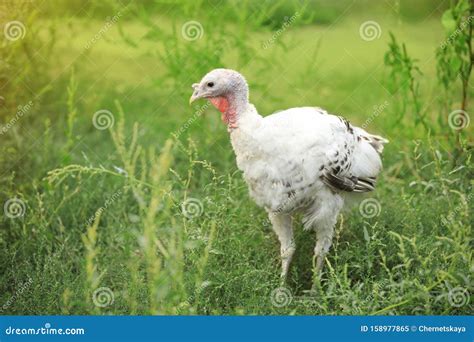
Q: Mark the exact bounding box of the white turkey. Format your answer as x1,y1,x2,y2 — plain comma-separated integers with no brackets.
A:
189,68,388,282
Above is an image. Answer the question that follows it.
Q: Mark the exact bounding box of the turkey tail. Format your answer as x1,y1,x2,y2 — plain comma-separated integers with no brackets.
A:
366,134,388,154
322,172,377,193
354,127,388,154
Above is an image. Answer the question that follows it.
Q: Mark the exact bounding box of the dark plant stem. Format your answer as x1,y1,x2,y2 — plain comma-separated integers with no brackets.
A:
455,0,473,155
461,1,473,112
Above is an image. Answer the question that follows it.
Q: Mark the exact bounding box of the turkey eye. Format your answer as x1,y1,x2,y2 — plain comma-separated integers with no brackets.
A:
207,82,214,88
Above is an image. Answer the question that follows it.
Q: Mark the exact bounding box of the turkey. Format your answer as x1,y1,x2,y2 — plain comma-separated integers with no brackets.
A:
189,68,388,282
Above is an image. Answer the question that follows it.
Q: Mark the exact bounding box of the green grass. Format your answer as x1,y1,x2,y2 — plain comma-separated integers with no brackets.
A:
0,0,472,315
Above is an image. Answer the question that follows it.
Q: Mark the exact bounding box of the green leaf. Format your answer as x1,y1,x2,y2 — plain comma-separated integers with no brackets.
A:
441,10,457,33
449,55,463,72
456,0,470,13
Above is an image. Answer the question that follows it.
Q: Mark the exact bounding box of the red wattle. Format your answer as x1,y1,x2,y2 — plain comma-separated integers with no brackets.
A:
209,97,229,114
209,97,235,125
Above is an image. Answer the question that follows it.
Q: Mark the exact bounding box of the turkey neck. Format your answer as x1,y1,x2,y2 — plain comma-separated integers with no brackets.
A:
228,102,263,169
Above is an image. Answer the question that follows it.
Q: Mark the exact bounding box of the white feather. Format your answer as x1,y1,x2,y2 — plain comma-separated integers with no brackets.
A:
230,105,387,223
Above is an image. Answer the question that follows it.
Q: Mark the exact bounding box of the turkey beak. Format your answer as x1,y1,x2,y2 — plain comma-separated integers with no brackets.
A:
189,93,199,105
189,83,202,105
